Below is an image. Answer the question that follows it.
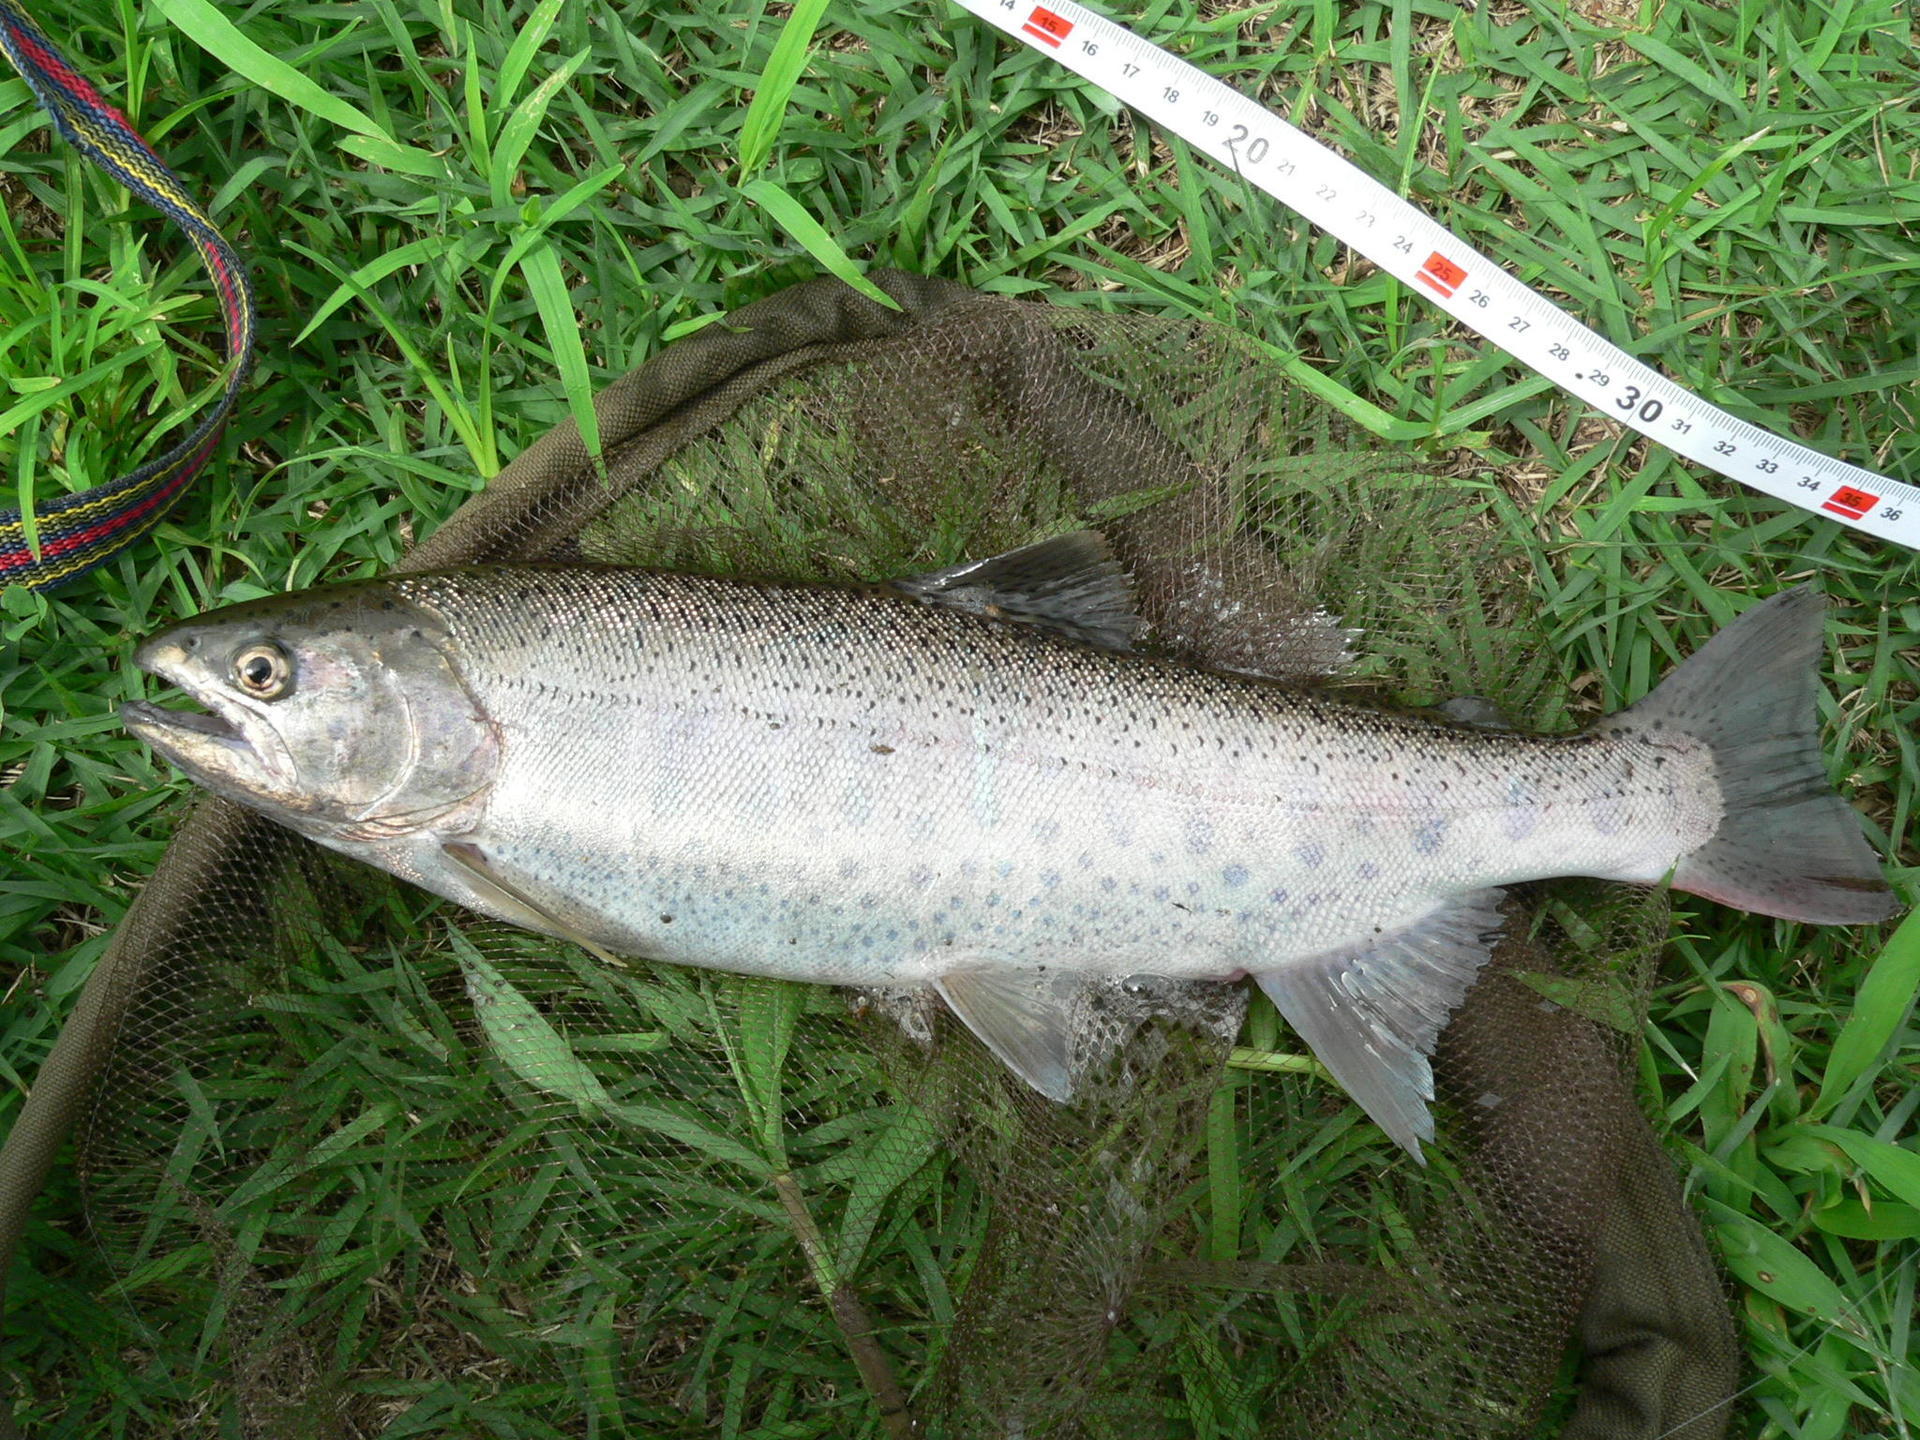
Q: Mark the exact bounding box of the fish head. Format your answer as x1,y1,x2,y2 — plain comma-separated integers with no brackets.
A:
122,584,498,841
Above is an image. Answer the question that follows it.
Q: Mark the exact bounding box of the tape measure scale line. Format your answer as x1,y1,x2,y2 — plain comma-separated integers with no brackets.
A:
949,0,1918,549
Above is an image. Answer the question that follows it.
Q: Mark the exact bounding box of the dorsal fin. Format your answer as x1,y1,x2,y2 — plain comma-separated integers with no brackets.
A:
889,531,1140,651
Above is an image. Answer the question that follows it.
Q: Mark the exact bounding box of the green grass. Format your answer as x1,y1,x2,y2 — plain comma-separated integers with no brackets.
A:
1,0,1917,1435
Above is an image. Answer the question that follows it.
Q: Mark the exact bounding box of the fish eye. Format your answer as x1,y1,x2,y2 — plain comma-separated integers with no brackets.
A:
232,641,294,700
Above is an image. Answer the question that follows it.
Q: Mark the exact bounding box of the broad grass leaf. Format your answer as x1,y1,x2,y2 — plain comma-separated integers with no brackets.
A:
496,0,569,113
489,48,590,208
295,236,481,345
224,1101,403,1211
1708,1201,1849,1320
833,1102,939,1275
518,240,603,464
1810,909,1920,1121
450,928,614,1114
1810,1199,1920,1242
602,1097,770,1176
737,0,835,179
741,179,901,311
1799,1124,1920,1212
153,0,441,175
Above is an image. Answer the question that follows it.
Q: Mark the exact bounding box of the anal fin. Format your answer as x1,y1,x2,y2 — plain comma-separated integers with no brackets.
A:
934,968,1084,1101
1253,890,1507,1162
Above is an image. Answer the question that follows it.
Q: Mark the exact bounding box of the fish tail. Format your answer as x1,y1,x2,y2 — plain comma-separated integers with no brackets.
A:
1613,586,1894,925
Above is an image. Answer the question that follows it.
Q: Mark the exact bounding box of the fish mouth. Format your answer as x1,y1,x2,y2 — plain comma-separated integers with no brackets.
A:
121,635,299,793
120,698,243,743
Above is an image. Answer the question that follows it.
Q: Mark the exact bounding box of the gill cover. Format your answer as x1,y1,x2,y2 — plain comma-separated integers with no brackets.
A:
122,583,498,840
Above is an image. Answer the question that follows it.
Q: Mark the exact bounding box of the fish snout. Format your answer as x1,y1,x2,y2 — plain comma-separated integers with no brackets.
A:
132,630,205,684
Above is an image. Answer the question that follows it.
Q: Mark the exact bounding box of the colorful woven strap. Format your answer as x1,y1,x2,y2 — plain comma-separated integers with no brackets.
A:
0,0,254,592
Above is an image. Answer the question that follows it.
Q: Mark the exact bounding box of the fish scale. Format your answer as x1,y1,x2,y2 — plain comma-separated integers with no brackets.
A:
122,532,1896,1157
399,568,1689,983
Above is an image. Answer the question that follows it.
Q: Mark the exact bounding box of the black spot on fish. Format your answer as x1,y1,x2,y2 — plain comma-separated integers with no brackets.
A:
659,914,674,924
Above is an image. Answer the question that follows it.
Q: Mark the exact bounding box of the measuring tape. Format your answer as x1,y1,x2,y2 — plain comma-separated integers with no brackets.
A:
949,0,1917,550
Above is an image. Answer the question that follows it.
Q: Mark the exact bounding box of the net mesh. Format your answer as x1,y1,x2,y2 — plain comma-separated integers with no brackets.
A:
66,277,1739,1438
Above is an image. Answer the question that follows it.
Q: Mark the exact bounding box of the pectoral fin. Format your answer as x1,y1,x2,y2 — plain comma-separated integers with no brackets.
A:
934,968,1083,1101
442,840,628,968
1254,890,1507,1162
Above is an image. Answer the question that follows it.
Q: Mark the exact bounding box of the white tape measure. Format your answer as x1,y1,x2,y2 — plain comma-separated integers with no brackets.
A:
949,0,1918,549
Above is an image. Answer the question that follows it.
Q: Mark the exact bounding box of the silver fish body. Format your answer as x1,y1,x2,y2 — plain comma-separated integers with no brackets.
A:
386,571,1702,978
123,537,1896,1155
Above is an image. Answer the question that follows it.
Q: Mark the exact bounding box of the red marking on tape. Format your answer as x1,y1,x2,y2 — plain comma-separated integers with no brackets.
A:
1822,485,1878,521
1416,251,1467,298
1022,6,1073,45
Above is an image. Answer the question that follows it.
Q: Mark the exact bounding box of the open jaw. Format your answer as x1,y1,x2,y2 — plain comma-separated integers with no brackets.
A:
121,700,241,744
119,641,296,794
120,691,278,784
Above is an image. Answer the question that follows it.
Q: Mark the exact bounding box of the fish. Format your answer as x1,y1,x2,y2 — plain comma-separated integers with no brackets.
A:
120,534,1897,1157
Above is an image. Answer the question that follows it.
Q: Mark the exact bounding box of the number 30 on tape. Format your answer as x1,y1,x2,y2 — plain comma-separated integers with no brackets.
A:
950,0,1918,550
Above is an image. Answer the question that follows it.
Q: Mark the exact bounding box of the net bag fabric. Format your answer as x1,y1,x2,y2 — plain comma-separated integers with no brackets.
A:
1,273,1740,1439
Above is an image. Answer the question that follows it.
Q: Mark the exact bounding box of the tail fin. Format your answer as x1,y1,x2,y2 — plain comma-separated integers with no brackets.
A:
1610,586,1895,925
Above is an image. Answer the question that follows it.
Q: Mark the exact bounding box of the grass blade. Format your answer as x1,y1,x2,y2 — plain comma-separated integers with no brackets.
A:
496,0,569,112
488,47,589,208
450,928,614,1115
1810,910,1920,1122
516,240,603,467
736,0,835,179
1800,1126,1920,1213
152,0,440,176
741,178,900,311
